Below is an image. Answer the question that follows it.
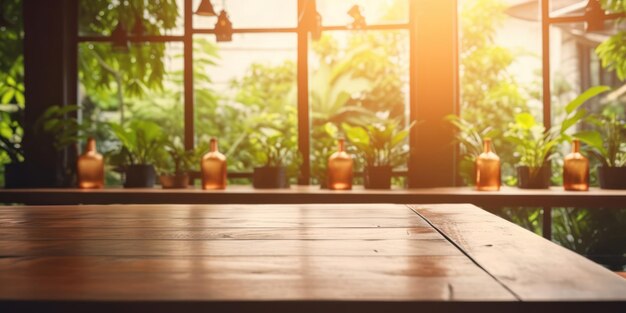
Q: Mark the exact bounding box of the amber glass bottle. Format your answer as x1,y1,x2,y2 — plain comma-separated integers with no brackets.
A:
327,138,353,190
475,138,500,191
201,138,227,190
77,137,104,189
563,139,589,191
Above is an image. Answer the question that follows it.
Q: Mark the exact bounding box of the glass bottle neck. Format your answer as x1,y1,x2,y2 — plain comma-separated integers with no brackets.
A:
572,140,580,153
337,139,345,152
85,138,96,152
483,139,492,153
210,139,218,152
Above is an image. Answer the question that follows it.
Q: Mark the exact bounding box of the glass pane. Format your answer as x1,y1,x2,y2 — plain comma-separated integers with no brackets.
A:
193,34,297,184
192,0,297,29
549,21,625,184
549,0,587,18
548,0,625,18
458,0,542,186
309,30,410,186
317,0,408,26
78,42,184,185
79,0,184,36
0,0,25,186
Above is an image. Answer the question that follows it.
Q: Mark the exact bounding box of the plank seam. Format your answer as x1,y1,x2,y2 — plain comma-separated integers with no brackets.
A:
405,204,522,302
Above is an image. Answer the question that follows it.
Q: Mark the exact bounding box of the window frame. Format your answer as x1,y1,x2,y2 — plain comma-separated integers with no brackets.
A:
76,0,414,185
540,0,624,129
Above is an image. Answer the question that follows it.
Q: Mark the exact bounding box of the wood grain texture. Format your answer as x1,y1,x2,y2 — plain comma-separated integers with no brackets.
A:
0,203,517,304
0,256,513,301
0,227,441,240
0,217,426,228
1,202,624,311
410,203,626,301
1,186,626,207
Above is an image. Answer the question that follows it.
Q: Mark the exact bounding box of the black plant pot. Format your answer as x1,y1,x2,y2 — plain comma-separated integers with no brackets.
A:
253,166,289,189
517,166,551,189
4,163,29,189
598,166,626,190
124,165,156,188
364,165,392,189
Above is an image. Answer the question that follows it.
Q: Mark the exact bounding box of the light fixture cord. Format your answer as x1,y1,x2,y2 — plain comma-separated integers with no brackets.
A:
298,0,312,24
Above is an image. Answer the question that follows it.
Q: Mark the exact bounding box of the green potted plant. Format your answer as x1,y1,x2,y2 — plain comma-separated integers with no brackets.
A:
575,113,626,189
35,105,99,187
109,120,165,188
156,137,195,189
505,86,609,189
446,114,500,185
343,119,415,189
1,103,26,188
250,126,298,189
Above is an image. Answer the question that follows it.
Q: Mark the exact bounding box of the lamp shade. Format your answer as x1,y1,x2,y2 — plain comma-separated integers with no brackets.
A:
196,0,217,16
311,11,322,41
0,9,11,28
132,14,145,36
584,0,605,32
111,21,130,52
347,5,366,29
215,10,233,42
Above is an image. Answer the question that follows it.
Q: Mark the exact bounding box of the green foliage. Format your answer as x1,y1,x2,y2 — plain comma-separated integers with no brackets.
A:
575,113,626,167
446,114,499,184
309,29,405,183
250,125,298,168
0,0,24,167
597,0,626,81
78,0,180,125
156,136,195,175
108,120,166,166
35,105,95,151
459,0,533,184
226,61,299,172
342,119,415,168
0,103,23,164
504,86,609,168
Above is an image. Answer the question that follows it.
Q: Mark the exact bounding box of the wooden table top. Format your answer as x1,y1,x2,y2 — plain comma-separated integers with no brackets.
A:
1,203,625,312
2,186,626,207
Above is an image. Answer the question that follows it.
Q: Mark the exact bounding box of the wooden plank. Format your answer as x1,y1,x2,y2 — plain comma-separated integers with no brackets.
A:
0,256,514,301
0,227,441,240
1,186,626,207
0,217,428,229
0,239,459,257
410,203,626,301
0,204,416,219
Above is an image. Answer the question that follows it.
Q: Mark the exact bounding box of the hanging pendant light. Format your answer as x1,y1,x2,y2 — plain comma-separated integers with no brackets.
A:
347,5,366,30
111,21,130,52
0,0,12,29
298,0,322,41
0,14,10,29
584,0,606,32
132,13,145,36
311,11,323,41
215,10,233,42
196,0,217,16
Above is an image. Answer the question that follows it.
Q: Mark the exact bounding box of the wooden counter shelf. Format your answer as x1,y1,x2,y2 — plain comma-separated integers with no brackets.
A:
1,186,626,208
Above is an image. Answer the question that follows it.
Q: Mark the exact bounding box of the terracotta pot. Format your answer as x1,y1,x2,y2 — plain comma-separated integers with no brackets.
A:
517,166,551,189
159,174,189,189
253,166,289,189
124,164,156,188
364,165,392,189
598,166,626,190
